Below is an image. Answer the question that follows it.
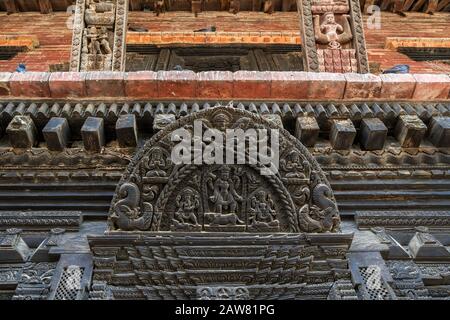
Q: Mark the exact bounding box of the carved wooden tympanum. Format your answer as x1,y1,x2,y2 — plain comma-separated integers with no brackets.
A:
108,106,340,233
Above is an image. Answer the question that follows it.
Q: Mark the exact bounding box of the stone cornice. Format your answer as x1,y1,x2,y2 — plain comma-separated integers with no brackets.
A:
0,71,449,101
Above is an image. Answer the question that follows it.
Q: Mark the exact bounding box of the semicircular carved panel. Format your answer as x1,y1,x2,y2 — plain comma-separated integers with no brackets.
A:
108,106,340,233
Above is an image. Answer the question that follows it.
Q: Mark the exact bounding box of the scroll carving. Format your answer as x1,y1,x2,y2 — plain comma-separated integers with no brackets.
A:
70,0,128,71
108,106,340,233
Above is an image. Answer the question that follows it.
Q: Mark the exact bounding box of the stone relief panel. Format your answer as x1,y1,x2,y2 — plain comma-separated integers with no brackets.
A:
70,0,128,71
108,106,340,233
297,0,369,73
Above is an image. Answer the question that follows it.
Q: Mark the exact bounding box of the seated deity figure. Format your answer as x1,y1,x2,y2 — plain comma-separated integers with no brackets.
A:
145,147,169,177
174,188,200,226
249,190,279,226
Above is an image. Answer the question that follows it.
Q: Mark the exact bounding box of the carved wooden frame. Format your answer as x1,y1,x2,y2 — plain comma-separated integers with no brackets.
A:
297,0,369,73
69,0,129,71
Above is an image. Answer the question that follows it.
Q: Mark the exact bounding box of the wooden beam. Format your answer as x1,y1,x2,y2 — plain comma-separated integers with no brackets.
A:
4,0,19,14
426,0,439,13
411,0,427,11
402,0,416,10
38,0,53,14
129,0,141,10
380,0,393,10
393,0,406,15
437,0,450,10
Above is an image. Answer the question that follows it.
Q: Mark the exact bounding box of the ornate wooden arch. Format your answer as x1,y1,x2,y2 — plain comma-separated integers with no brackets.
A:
108,106,340,233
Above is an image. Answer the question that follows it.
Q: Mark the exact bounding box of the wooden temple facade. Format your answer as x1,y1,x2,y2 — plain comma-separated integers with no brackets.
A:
0,0,449,300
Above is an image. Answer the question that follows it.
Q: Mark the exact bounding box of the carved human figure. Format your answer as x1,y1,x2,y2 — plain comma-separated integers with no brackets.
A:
85,26,111,55
249,190,279,227
110,182,153,231
145,147,170,177
280,151,310,179
174,188,200,226
208,167,242,214
314,12,353,49
98,27,112,54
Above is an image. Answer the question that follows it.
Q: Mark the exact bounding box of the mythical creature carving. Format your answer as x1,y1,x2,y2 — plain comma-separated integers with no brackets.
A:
110,182,153,231
108,106,340,233
296,173,340,232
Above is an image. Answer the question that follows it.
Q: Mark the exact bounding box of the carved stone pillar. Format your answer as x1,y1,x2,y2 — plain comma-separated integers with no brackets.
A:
70,0,128,72
297,0,369,73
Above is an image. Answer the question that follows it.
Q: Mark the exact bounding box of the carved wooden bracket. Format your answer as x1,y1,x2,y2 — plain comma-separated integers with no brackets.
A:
297,0,369,73
70,0,129,72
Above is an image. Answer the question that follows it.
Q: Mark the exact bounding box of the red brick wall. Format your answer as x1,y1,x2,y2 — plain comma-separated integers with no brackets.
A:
0,11,449,73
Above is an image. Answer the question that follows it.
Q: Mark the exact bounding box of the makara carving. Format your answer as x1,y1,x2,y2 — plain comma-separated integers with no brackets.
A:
70,0,128,71
297,0,369,73
108,106,340,233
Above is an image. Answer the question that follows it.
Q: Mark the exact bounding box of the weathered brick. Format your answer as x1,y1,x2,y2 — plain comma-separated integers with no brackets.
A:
85,72,125,97
197,71,233,99
0,72,12,96
344,73,381,99
125,71,158,99
233,71,271,99
9,72,51,97
157,71,197,99
412,74,450,100
270,72,308,100
307,73,346,99
49,72,86,98
380,74,416,100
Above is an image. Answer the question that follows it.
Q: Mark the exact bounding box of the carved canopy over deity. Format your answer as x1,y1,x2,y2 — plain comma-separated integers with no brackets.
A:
311,0,349,13
108,106,340,233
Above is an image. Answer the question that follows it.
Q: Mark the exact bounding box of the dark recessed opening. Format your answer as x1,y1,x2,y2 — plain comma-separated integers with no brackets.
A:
398,47,450,62
125,44,303,72
0,46,26,61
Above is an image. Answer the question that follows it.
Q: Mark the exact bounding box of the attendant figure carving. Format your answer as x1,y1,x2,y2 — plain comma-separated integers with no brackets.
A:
172,187,201,230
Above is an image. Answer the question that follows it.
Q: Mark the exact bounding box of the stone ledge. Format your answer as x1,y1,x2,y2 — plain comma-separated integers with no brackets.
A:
0,71,449,101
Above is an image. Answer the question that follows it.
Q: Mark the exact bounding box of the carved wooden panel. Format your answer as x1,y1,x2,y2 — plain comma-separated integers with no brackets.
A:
297,0,369,73
70,0,128,71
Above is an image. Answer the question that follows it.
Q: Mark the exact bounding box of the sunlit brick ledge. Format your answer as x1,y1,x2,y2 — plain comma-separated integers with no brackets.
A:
0,71,449,101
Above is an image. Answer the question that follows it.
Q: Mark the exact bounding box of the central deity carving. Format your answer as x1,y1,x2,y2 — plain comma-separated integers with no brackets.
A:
314,12,353,49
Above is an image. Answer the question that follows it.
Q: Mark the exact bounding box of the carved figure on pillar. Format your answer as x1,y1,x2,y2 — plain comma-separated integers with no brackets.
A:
314,12,352,49
70,0,128,71
297,0,369,73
